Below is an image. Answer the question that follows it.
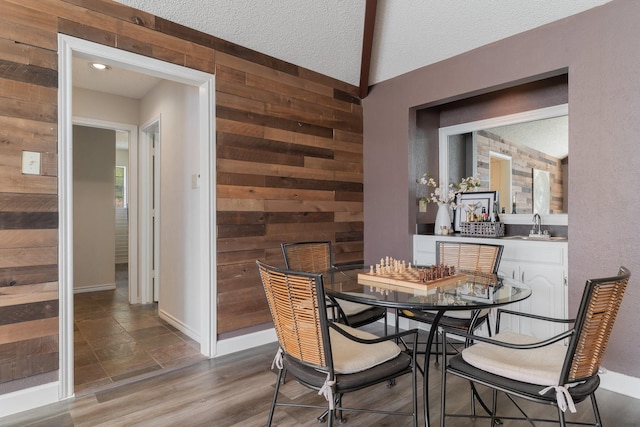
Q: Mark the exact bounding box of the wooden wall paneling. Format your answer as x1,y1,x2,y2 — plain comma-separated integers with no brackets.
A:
0,116,57,154
0,265,57,287
217,105,334,139
0,300,58,325
0,247,57,269
0,193,57,212
0,78,57,106
57,18,117,48
0,230,57,249
0,335,58,383
0,213,58,230
216,309,272,335
61,0,157,30
215,249,265,266
218,80,361,133
0,0,363,366
218,185,336,203
216,198,264,213
0,38,57,70
0,282,57,306
0,317,58,346
0,17,57,52
216,158,335,182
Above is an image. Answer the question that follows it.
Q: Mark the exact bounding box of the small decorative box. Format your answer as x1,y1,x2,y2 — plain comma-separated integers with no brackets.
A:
460,221,505,238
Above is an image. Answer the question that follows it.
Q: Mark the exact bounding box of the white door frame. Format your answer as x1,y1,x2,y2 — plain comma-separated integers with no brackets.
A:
58,34,216,400
139,118,161,304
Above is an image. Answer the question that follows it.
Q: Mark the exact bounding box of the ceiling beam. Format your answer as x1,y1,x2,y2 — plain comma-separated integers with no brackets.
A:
358,0,377,99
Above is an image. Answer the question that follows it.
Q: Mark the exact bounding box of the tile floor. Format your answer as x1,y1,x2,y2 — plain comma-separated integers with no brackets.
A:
73,264,206,394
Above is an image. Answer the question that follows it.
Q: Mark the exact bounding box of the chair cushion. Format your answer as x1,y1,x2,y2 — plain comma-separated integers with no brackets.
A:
344,306,387,328
329,324,401,374
449,353,600,404
284,351,412,393
335,294,378,316
461,331,568,386
400,309,489,328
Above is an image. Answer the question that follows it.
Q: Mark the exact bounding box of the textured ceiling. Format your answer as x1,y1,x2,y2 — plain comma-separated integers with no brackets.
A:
113,0,611,86
487,116,568,159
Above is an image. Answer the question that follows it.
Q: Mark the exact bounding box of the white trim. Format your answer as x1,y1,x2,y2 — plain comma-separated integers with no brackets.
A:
73,283,116,293
57,34,75,401
139,117,160,305
216,329,278,357
201,77,217,358
159,308,200,342
0,382,60,418
599,369,640,400
58,34,217,402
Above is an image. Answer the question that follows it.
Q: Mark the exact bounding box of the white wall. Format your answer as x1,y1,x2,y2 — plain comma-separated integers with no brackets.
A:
73,87,140,124
72,125,116,291
140,80,202,339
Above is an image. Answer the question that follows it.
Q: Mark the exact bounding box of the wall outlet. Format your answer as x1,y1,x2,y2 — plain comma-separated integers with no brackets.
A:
22,151,41,175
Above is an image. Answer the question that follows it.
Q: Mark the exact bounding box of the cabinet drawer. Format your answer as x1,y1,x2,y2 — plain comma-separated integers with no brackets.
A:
501,240,566,267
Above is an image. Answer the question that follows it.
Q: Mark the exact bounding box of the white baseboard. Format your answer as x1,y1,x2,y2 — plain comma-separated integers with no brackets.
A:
598,369,640,399
215,328,277,357
0,381,60,419
158,309,200,342
73,283,116,293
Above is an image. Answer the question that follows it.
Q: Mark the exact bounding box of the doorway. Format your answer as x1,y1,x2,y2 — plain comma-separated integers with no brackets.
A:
58,35,216,399
489,151,512,213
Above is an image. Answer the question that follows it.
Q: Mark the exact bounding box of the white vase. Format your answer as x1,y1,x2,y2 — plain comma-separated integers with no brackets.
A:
434,203,451,235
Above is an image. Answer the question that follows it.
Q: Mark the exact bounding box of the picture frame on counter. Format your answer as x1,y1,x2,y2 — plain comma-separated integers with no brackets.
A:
454,191,497,231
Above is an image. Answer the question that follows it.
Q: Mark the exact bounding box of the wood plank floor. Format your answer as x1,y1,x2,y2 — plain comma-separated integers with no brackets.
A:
2,324,639,426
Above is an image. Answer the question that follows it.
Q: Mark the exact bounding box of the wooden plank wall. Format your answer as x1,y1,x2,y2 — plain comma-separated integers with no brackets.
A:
0,0,363,386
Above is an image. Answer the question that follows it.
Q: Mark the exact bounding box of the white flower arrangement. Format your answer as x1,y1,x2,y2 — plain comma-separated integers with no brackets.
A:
418,173,481,208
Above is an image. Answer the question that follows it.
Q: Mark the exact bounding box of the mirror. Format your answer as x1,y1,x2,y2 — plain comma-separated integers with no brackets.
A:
439,104,568,225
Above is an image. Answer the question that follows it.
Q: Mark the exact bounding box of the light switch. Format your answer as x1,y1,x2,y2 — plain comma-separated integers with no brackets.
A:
191,173,200,189
22,151,41,175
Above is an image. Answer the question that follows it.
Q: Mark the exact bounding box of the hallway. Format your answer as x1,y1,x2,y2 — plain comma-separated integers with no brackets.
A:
73,264,206,394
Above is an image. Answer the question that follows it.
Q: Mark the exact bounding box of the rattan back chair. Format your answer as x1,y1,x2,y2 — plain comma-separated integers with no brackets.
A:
257,260,419,426
440,266,631,426
398,241,504,362
437,241,503,274
281,241,387,330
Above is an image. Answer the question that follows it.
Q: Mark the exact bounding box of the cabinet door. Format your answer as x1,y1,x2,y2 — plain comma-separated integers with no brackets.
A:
518,265,567,339
496,261,522,334
497,263,566,339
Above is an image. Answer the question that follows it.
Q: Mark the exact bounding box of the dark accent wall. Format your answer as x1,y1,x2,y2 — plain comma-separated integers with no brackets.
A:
0,0,363,393
363,0,640,377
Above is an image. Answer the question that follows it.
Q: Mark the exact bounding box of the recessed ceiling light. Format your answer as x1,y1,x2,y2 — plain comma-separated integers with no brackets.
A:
89,62,111,71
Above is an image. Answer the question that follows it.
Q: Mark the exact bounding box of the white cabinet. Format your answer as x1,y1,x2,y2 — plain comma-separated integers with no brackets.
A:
413,234,568,339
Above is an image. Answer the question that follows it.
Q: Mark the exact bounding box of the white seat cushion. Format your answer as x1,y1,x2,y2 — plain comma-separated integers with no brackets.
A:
461,331,568,386
329,324,401,374
335,294,376,316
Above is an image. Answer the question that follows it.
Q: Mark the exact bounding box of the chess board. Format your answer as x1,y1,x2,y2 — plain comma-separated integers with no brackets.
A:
357,269,464,291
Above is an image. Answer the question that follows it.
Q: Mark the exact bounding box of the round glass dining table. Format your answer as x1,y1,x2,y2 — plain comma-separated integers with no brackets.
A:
322,264,532,427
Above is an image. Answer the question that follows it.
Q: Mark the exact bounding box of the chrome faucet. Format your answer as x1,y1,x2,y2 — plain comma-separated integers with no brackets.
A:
532,213,542,236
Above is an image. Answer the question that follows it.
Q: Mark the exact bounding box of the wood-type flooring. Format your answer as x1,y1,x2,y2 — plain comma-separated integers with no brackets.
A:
2,322,639,426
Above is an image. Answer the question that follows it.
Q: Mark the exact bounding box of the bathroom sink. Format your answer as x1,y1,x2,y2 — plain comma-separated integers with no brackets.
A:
502,235,567,241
